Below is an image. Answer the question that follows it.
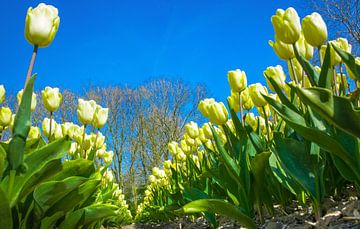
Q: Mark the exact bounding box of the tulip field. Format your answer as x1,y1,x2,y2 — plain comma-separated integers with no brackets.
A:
1,2,360,229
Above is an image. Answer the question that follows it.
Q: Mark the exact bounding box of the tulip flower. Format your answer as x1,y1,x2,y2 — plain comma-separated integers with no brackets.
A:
269,37,295,60
93,105,109,129
185,121,199,139
271,7,301,44
227,69,247,92
42,118,57,138
288,58,303,83
227,92,240,112
17,89,37,112
25,3,60,48
0,107,12,127
202,123,213,139
93,131,105,149
41,86,62,112
167,141,178,156
264,65,286,91
248,83,268,107
77,99,97,125
104,150,114,164
198,98,215,118
296,33,314,60
208,101,228,125
53,123,63,140
302,12,327,48
245,112,258,131
27,126,41,141
240,88,254,110
0,85,5,104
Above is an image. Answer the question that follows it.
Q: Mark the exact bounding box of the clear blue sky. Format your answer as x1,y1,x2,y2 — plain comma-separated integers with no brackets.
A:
1,0,307,101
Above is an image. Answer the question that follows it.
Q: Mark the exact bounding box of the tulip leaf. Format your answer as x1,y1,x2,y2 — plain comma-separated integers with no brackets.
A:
318,44,333,89
181,199,256,229
272,135,318,200
0,186,12,229
264,75,299,113
40,211,65,229
1,137,71,207
51,159,95,181
265,95,360,182
293,45,319,86
332,44,360,81
58,204,119,229
0,145,6,179
295,87,360,138
8,74,36,171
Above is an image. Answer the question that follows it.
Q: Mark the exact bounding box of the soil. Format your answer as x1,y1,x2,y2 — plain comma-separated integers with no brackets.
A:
122,187,360,229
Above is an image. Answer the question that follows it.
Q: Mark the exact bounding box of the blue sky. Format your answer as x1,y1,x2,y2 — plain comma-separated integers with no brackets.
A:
1,0,307,102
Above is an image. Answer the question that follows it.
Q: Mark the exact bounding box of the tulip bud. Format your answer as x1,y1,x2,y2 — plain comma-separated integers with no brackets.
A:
296,33,314,60
198,128,207,143
240,88,254,110
269,37,295,60
77,99,97,125
104,150,114,164
227,92,240,112
25,3,60,47
53,123,63,140
271,7,301,44
93,105,109,129
167,141,178,156
227,69,247,92
163,160,172,170
176,150,186,162
27,126,41,141
41,86,62,112
17,90,37,112
181,138,192,152
336,38,352,53
346,57,360,80
93,131,105,149
73,125,85,144
198,98,215,118
264,65,286,91
185,121,199,139
41,118,56,138
302,12,327,47
69,142,78,156
202,123,213,139
208,102,228,125
0,107,12,127
245,113,258,131
248,83,268,107
0,85,5,104
61,122,74,137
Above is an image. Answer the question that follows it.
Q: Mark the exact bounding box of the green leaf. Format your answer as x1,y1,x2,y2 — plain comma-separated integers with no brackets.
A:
40,212,65,229
8,74,36,171
296,87,360,138
0,144,7,179
293,44,319,86
51,159,95,181
0,187,12,229
251,152,271,206
318,44,333,89
58,204,119,229
273,135,318,200
181,199,256,229
1,137,71,207
33,176,89,218
265,95,360,182
332,44,360,81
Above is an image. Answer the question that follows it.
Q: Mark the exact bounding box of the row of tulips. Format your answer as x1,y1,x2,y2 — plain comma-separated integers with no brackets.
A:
134,7,360,228
0,3,132,228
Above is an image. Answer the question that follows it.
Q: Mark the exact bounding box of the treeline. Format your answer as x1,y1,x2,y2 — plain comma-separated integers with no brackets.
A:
3,79,207,207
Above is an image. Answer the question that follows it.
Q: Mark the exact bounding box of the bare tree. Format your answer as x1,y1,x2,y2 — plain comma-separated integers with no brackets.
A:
308,0,360,54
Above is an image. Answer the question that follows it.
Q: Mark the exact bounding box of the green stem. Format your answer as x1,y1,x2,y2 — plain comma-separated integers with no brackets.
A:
333,67,338,95
239,92,244,127
49,112,53,142
8,170,16,197
339,63,346,95
80,124,87,158
24,45,38,88
262,106,271,144
289,58,299,85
